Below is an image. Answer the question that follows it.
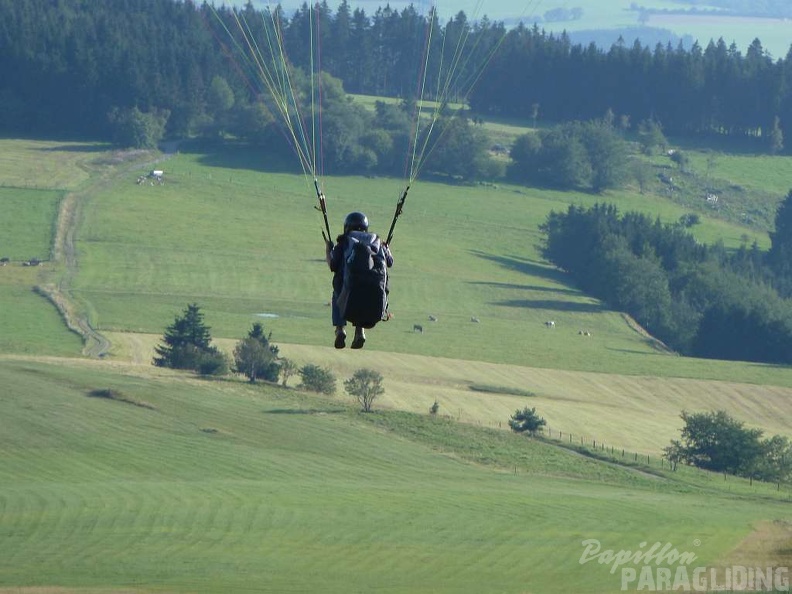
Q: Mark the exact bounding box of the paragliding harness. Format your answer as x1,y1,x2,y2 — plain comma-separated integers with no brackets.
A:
336,231,390,329
317,181,406,329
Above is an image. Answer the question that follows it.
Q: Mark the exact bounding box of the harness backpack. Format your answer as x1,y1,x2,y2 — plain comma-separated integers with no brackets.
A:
337,231,389,329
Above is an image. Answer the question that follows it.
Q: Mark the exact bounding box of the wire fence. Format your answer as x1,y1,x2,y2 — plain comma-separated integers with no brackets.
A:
456,413,792,500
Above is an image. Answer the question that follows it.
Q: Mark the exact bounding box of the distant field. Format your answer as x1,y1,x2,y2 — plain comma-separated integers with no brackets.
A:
256,0,792,57
0,139,110,190
1,136,791,448
69,145,776,377
0,276,82,356
0,357,787,593
0,187,62,261
0,138,781,373
108,331,792,456
648,13,792,58
686,151,792,199
1,135,791,592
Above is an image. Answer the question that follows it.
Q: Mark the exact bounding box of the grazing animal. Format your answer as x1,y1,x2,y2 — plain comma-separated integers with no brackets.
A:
471,317,480,323
413,324,424,333
428,315,438,322
545,320,555,328
579,330,591,336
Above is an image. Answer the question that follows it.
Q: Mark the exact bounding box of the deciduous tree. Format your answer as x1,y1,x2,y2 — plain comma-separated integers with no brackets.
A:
344,368,384,412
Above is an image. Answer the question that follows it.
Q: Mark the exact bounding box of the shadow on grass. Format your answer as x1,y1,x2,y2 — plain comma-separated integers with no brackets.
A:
494,299,605,313
469,280,581,296
36,142,110,153
183,139,306,174
606,347,659,356
263,407,346,415
470,251,569,284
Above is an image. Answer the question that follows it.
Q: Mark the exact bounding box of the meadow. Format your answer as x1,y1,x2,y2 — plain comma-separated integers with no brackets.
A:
0,357,788,593
0,134,791,592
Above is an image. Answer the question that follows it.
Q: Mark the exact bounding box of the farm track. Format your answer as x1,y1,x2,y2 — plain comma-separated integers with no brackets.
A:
40,143,180,358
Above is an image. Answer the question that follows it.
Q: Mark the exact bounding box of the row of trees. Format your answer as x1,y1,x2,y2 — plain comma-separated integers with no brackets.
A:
541,193,792,363
472,26,792,149
509,118,631,191
3,0,792,154
665,410,791,484
153,304,384,411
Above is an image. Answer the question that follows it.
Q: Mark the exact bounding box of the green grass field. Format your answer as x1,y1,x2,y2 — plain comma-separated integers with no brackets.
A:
0,136,791,592
0,358,788,593
0,187,63,261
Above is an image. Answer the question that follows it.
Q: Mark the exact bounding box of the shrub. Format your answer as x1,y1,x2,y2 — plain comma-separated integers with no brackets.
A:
299,364,336,395
196,349,229,376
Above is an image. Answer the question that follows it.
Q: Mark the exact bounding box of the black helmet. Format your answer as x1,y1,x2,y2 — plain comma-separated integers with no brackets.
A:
343,211,369,234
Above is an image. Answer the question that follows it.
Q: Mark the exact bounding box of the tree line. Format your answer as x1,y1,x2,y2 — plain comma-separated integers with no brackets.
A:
153,303,384,411
666,410,791,485
541,193,792,363
2,0,792,154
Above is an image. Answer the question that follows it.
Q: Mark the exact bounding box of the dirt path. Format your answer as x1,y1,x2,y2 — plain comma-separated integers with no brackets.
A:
39,143,180,358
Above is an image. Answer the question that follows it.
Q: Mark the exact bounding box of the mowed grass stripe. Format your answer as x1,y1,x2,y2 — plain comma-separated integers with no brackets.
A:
277,343,792,454
0,359,787,592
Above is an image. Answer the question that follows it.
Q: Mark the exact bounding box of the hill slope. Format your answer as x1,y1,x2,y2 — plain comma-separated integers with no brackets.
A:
0,357,788,593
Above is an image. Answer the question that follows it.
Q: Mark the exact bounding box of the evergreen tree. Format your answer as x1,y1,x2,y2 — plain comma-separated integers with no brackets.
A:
508,407,546,436
768,189,792,284
233,323,280,383
153,303,224,373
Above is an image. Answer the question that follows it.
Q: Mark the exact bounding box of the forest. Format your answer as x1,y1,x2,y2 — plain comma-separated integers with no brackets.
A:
542,193,792,363
3,0,792,364
1,0,792,153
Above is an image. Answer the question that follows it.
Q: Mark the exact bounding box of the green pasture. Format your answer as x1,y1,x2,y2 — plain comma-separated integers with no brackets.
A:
0,138,110,191
0,186,83,355
350,93,537,148
0,275,82,356
0,137,783,381
0,357,787,593
0,187,63,262
69,143,774,376
684,150,792,200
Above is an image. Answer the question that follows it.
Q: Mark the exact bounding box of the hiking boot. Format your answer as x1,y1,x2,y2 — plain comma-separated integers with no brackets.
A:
351,326,366,349
334,327,346,349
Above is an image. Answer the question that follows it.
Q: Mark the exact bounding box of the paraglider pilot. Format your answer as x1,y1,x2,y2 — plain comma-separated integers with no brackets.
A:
325,211,393,349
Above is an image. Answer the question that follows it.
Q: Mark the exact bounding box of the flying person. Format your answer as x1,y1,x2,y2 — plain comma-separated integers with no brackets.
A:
325,211,393,349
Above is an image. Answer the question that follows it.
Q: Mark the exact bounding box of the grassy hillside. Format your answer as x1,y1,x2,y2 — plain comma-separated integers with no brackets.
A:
106,333,792,457
68,143,771,376
0,357,788,593
0,136,791,592
2,136,791,436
